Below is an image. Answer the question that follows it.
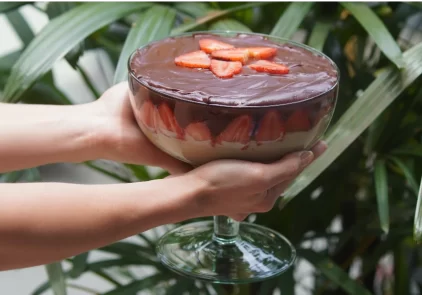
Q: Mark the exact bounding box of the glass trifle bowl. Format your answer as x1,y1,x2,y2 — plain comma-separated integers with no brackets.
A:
127,31,339,284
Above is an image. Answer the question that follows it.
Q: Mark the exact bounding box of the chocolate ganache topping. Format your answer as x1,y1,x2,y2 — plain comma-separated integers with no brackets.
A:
129,33,338,107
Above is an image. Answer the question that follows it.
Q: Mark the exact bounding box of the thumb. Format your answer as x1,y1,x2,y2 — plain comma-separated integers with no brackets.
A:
265,151,314,187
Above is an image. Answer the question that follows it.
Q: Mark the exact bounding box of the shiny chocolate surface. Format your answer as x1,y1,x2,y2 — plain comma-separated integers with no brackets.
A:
130,33,338,107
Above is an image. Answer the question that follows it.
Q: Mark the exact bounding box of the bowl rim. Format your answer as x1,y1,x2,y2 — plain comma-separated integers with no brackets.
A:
127,30,340,109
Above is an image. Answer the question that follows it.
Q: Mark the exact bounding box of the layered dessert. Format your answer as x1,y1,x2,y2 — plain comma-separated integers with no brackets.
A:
128,33,338,165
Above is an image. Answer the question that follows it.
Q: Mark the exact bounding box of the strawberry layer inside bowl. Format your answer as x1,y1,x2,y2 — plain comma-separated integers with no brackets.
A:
127,32,339,166
128,83,336,165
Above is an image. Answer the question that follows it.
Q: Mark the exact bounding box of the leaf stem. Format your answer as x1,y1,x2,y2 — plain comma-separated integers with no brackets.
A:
84,162,131,183
137,233,156,249
95,36,122,53
90,270,122,287
171,2,269,35
67,284,100,295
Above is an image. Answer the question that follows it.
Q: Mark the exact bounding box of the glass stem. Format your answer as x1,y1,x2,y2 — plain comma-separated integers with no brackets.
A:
213,215,239,244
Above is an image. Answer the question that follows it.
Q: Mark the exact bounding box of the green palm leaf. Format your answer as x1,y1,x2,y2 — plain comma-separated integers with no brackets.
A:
308,21,331,51
300,249,372,295
281,41,422,207
114,5,176,84
68,252,89,279
388,156,418,195
45,2,83,68
0,171,24,183
2,2,151,103
45,262,67,295
6,10,35,47
0,50,22,71
271,2,313,39
415,177,422,242
174,2,209,17
341,2,404,68
171,2,267,35
209,19,252,32
103,273,171,295
0,2,30,13
391,143,422,158
125,164,151,181
374,159,389,234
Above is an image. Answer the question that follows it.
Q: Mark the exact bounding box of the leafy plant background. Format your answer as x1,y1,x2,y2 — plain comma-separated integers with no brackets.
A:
1,2,422,295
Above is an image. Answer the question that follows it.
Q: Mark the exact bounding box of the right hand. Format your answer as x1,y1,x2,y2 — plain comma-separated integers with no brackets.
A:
186,141,327,221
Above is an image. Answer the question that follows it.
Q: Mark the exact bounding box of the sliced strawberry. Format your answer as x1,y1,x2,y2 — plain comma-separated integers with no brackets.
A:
246,47,277,59
199,39,234,54
211,48,249,64
174,51,211,69
140,100,157,132
255,110,285,144
285,109,311,132
248,60,289,74
216,115,253,145
185,122,212,141
210,60,242,79
156,103,184,139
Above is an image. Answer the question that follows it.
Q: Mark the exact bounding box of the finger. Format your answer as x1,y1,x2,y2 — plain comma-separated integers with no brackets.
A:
259,181,291,212
160,156,193,175
311,140,328,158
259,142,327,205
266,142,327,199
125,134,193,175
230,213,249,222
272,180,294,198
139,137,193,175
264,151,314,187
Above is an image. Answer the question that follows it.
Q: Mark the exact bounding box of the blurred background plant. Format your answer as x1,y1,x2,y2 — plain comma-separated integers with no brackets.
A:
1,2,422,295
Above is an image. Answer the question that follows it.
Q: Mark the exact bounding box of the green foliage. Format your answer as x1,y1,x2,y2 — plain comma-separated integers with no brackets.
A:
1,2,422,294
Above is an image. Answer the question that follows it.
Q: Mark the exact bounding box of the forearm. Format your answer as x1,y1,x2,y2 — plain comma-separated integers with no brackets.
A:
0,102,103,172
0,175,205,270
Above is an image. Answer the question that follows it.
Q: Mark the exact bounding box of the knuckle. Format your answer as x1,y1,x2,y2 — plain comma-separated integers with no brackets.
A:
257,201,273,213
250,164,269,183
283,160,301,178
256,191,268,202
231,214,248,222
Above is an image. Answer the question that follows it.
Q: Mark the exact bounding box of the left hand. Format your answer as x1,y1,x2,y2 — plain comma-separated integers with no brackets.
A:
87,82,192,175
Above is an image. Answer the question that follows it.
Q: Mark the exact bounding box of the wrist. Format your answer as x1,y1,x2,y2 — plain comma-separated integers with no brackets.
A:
150,174,210,222
63,102,109,163
177,173,213,218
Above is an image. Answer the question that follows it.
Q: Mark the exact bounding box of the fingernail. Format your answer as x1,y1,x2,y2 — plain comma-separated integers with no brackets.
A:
300,151,314,168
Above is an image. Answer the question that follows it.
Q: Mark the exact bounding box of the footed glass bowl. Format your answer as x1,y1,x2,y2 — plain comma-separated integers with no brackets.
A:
127,31,339,284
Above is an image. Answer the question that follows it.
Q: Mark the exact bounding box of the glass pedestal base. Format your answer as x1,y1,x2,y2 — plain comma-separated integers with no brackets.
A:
156,221,296,284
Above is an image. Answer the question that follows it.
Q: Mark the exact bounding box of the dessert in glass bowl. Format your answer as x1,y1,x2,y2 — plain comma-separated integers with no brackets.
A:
127,31,339,284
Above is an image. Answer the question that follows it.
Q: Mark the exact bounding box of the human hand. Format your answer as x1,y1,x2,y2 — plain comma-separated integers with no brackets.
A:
87,82,192,174
186,141,327,221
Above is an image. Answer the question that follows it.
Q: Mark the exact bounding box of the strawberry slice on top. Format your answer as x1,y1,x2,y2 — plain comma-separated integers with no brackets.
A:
285,109,311,132
210,60,242,79
211,48,249,64
249,60,289,74
175,50,211,69
156,103,184,139
185,122,213,142
216,115,253,145
246,47,277,59
255,110,285,144
199,39,234,54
